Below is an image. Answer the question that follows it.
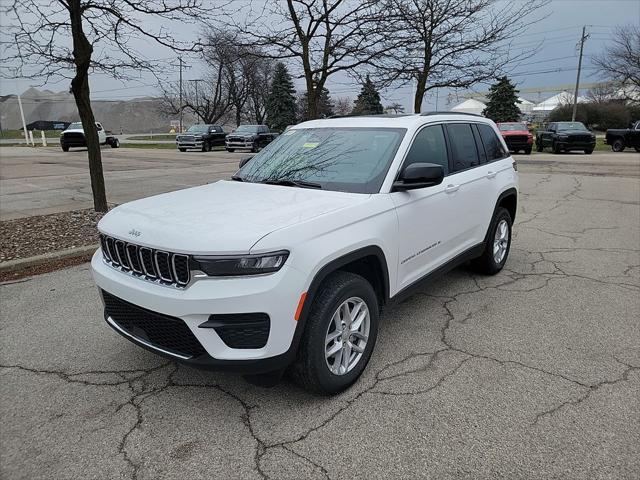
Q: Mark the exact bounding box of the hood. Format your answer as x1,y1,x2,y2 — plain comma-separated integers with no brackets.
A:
62,128,85,134
501,130,529,136
98,180,368,255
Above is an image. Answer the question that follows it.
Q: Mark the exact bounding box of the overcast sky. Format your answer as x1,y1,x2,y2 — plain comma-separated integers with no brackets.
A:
1,0,638,111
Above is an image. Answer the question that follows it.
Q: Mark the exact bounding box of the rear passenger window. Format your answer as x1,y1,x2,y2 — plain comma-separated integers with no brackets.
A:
404,125,449,175
446,123,479,172
477,124,508,161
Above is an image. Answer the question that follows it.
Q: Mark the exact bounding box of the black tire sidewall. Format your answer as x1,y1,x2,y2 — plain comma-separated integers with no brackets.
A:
301,273,379,394
612,139,624,152
488,208,512,271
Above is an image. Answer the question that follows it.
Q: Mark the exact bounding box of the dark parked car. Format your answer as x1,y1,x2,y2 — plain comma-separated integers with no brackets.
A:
176,125,226,152
536,121,596,154
225,125,278,152
605,121,640,152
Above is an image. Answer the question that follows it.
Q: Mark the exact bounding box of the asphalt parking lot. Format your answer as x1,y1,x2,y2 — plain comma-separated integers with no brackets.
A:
1,148,640,479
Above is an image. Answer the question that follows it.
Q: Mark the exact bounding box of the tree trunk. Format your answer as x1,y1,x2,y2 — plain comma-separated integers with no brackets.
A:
414,75,427,114
69,0,108,212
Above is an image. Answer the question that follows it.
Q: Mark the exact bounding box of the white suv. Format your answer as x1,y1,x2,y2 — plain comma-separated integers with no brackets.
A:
92,113,518,394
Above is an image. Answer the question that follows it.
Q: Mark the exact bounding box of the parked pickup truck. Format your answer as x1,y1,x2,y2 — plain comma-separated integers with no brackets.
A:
60,122,120,151
535,121,596,154
497,122,533,154
225,125,278,152
605,120,640,152
176,124,226,152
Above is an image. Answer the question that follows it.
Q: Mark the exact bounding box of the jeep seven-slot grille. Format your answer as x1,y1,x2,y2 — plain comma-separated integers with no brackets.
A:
100,234,190,287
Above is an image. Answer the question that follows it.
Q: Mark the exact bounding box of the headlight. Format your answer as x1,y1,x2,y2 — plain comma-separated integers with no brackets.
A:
192,251,289,276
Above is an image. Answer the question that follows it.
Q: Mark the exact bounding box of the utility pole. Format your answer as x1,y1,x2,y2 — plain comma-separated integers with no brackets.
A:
572,26,589,122
17,94,29,145
179,58,184,133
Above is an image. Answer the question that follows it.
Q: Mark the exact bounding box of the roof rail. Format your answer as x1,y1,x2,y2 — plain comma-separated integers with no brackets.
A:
328,113,414,119
420,111,485,117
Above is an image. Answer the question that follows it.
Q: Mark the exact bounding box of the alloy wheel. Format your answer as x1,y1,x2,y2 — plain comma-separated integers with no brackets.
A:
493,219,509,264
324,297,370,375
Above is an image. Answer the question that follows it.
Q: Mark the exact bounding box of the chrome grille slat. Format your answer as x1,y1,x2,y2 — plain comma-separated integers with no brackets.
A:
100,235,189,289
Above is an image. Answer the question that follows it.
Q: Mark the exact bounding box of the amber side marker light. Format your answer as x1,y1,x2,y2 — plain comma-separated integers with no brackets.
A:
294,292,307,321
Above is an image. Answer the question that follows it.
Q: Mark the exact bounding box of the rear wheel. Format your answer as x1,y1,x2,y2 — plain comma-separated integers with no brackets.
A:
471,207,512,275
109,138,120,149
536,141,543,152
292,271,379,395
612,139,625,152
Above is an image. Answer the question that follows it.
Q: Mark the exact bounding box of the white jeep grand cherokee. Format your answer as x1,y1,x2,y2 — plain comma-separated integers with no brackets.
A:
92,113,518,394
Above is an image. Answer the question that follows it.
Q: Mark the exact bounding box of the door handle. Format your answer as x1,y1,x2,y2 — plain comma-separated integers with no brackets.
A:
444,184,460,194
486,171,497,179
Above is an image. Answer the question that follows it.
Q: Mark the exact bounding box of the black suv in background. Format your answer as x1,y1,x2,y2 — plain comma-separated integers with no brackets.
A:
535,122,596,154
225,125,278,152
176,125,226,152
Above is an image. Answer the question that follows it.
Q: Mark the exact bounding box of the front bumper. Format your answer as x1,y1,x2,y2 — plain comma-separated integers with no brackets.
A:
177,140,204,149
556,140,596,150
226,139,254,149
91,250,306,372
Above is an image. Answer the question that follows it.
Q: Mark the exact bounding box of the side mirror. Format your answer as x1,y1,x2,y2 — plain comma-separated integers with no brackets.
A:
392,163,444,191
239,155,254,168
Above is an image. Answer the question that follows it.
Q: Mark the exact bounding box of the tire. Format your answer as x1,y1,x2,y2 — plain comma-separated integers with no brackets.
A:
552,141,562,154
251,141,259,153
202,141,211,152
584,148,593,155
291,271,379,395
536,141,543,152
635,147,640,153
524,147,532,155
110,139,120,149
612,139,625,152
179,148,186,152
226,148,235,152
61,145,69,152
470,207,512,275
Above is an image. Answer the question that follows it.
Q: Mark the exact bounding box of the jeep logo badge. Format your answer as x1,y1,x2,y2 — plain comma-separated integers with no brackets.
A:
128,229,141,237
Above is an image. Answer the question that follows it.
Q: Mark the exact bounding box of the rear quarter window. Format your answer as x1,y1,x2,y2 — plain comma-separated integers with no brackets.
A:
477,123,508,161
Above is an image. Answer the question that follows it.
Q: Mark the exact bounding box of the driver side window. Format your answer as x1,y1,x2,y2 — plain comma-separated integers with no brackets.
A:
403,125,449,175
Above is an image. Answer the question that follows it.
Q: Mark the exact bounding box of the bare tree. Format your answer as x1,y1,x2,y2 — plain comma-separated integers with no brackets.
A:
1,1,210,211
245,56,274,124
385,103,405,114
334,97,353,116
586,83,617,104
592,25,640,104
226,0,390,120
369,0,548,113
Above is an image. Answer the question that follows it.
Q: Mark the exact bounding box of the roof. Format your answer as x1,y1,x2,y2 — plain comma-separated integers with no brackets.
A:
450,99,486,115
292,113,494,130
532,91,586,111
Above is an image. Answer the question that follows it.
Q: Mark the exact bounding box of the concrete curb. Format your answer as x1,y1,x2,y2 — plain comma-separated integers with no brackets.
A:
0,244,98,273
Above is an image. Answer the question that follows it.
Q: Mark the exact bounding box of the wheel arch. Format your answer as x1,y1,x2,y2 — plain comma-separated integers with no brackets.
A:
483,188,518,244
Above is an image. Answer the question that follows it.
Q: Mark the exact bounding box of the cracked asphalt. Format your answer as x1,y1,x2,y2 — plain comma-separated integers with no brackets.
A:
1,152,640,479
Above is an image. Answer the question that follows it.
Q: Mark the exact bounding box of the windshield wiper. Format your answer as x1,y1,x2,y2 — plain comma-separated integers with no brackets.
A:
260,179,322,189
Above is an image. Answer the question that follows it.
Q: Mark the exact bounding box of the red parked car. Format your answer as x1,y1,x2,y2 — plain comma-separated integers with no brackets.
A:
497,122,533,155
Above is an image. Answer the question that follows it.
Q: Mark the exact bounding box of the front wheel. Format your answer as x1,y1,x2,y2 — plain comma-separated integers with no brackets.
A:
524,147,532,155
612,139,625,152
226,148,235,152
291,271,379,395
61,145,69,152
552,141,562,154
536,142,543,152
584,148,594,155
178,148,186,152
251,141,259,153
471,207,512,275
635,147,640,153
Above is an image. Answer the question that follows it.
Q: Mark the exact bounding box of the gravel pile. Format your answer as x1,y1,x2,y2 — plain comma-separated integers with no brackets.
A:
0,209,106,262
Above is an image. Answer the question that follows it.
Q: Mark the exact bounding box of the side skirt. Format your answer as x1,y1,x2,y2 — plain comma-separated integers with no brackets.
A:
390,243,484,305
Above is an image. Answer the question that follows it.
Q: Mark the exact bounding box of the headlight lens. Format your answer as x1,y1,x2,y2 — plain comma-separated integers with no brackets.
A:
192,251,289,276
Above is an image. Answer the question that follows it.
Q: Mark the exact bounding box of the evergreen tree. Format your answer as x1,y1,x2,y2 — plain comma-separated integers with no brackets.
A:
351,76,384,115
265,62,297,132
298,87,335,120
482,76,522,122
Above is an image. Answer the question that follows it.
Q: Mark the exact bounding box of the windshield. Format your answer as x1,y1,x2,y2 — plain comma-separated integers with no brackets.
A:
187,125,209,133
235,127,406,193
556,122,588,131
499,123,527,131
235,125,260,133
68,122,83,129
